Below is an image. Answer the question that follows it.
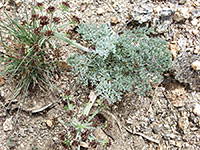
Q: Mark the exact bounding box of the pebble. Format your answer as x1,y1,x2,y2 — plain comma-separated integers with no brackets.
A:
126,117,133,125
192,9,200,18
20,143,24,148
111,16,119,24
178,116,189,130
0,78,5,86
175,141,183,148
52,137,60,144
169,140,176,146
191,60,200,71
191,18,199,26
97,8,105,15
5,5,10,11
172,100,185,108
19,128,26,138
80,142,89,148
3,116,13,131
46,120,53,127
178,0,187,5
193,103,200,116
169,43,178,58
94,128,107,141
36,0,44,2
16,0,23,7
173,7,190,22
0,2,3,9
192,29,198,35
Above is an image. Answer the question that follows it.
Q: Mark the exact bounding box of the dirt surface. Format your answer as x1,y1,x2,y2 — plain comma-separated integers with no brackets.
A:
0,0,200,150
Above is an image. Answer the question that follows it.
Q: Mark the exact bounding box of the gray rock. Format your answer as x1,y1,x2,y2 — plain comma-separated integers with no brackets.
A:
170,52,200,91
192,9,200,18
3,116,13,131
173,7,190,22
151,7,175,34
193,103,200,116
130,0,154,24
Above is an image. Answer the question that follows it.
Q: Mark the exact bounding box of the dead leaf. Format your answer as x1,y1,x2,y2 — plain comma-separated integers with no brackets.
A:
0,78,5,86
57,62,72,71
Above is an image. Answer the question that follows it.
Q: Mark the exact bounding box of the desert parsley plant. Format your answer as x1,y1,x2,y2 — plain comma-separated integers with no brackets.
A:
0,1,90,100
58,89,112,149
68,24,172,103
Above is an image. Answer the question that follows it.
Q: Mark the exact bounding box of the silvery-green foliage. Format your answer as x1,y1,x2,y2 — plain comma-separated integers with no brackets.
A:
68,24,172,104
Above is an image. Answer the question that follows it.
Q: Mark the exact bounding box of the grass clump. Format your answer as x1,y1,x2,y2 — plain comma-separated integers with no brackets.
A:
0,1,89,100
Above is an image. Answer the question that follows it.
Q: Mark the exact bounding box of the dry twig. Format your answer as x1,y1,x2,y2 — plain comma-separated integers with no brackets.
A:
123,126,160,144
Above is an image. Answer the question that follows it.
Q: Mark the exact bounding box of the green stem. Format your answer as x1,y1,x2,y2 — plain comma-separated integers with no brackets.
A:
54,32,94,53
83,92,97,116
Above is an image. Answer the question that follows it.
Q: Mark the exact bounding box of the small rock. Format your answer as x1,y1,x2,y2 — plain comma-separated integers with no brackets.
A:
3,116,13,131
168,133,176,139
198,119,200,127
36,0,44,2
193,103,200,116
46,120,53,127
178,0,187,5
111,16,119,24
0,78,6,86
15,0,23,6
191,18,199,26
192,9,200,18
0,2,3,8
169,44,178,59
97,8,105,15
20,143,24,148
191,60,200,71
5,5,10,11
94,128,108,141
152,126,161,134
19,128,26,137
173,7,190,22
178,116,189,130
171,100,185,108
80,142,89,148
193,49,199,54
153,6,161,13
169,140,176,146
175,141,183,148
126,118,133,125
131,2,154,24
192,29,198,35
178,37,187,49
52,137,60,144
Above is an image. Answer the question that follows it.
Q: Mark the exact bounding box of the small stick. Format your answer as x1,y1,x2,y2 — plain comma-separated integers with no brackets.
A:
22,103,55,114
123,126,160,145
98,109,122,133
117,18,135,34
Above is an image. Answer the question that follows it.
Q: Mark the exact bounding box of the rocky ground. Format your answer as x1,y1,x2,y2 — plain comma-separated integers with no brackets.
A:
0,0,200,149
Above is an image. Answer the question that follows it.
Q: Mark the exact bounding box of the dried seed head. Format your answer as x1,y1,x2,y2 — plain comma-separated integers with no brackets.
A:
61,2,70,11
21,20,27,25
47,6,55,13
52,17,60,24
71,15,80,24
62,2,70,8
39,16,49,26
31,14,39,21
44,30,54,37
36,2,43,8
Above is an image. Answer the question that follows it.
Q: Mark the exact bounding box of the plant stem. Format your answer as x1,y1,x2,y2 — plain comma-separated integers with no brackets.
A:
54,32,94,53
